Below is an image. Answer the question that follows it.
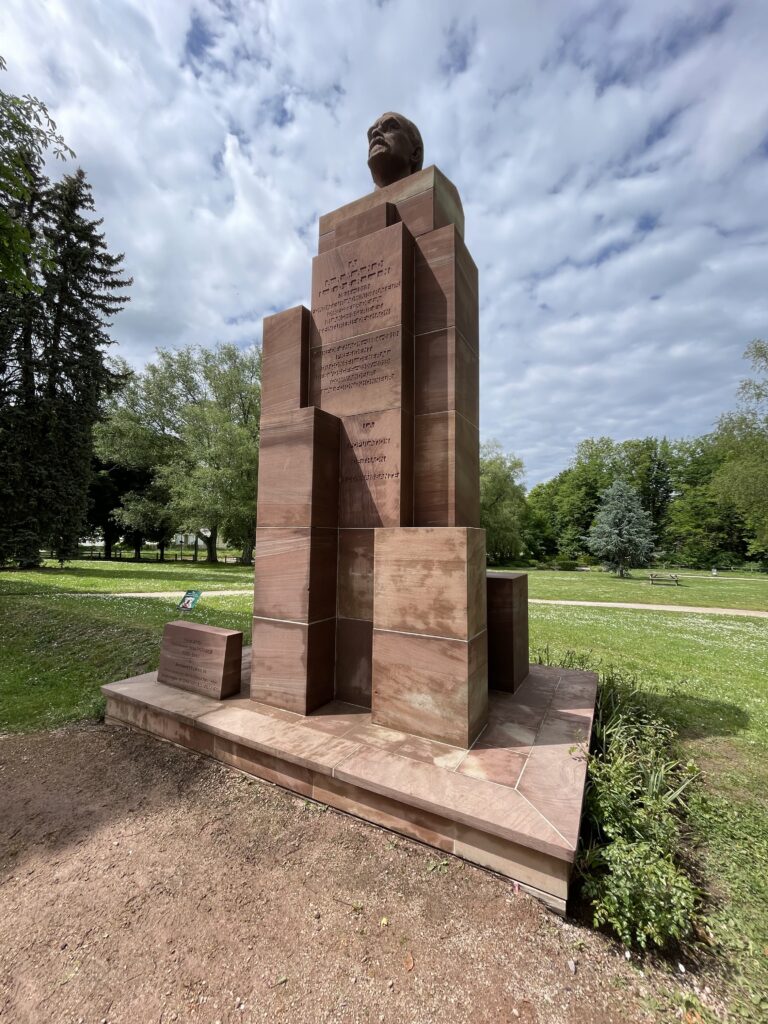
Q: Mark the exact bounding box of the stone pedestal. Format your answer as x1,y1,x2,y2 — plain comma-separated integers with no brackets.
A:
487,572,530,692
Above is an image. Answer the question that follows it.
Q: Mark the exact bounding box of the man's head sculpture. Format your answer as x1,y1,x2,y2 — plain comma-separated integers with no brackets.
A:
367,112,424,189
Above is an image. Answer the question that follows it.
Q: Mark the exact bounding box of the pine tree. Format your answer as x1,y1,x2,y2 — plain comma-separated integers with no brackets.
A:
0,167,131,564
586,480,654,576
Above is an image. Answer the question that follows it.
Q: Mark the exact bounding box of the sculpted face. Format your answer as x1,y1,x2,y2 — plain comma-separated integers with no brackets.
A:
367,112,423,189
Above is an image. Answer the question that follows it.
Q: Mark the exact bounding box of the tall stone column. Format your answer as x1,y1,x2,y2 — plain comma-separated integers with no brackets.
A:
251,160,488,748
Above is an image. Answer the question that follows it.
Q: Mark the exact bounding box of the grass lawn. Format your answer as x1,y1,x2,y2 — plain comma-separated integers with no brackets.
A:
0,558,254,596
491,567,768,612
1,563,766,1019
529,604,768,1021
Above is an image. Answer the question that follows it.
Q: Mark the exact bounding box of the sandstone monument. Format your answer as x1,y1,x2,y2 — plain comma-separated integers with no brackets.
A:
104,114,596,913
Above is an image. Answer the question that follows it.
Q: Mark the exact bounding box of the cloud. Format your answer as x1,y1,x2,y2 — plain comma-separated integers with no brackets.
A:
2,0,767,485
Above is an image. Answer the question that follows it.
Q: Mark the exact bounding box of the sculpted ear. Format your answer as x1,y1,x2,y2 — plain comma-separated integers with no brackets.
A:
411,142,424,171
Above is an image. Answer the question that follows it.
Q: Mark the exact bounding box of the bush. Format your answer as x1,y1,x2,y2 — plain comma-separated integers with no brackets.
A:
577,666,700,948
532,649,701,950
555,558,578,571
582,840,699,949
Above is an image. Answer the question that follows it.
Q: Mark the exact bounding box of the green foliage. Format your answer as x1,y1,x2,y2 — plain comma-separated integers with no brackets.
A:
582,840,698,950
0,157,130,566
525,436,673,561
576,666,700,949
587,480,654,575
0,56,74,294
711,341,768,557
95,344,261,563
479,440,526,564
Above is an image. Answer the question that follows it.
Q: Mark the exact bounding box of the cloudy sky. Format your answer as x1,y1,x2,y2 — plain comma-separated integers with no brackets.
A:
3,0,768,485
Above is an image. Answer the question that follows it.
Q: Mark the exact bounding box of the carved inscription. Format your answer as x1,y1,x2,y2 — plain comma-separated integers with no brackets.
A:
310,328,406,417
310,224,407,346
158,621,242,699
339,409,410,528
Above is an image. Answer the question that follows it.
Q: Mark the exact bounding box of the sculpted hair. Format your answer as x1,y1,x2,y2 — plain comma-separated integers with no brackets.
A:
395,113,424,173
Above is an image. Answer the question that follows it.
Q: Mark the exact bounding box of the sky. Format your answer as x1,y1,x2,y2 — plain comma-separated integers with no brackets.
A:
3,0,768,486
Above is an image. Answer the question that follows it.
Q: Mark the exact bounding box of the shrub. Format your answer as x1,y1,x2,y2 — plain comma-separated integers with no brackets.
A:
555,558,578,571
578,666,700,948
582,840,699,949
534,649,701,950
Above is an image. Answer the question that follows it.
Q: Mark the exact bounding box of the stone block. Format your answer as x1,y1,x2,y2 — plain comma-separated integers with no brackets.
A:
334,202,397,248
157,621,242,699
414,412,480,527
339,408,413,527
310,222,414,348
372,630,488,748
414,327,478,426
334,617,373,708
318,166,464,240
256,407,340,527
250,617,335,715
373,527,486,640
486,572,530,692
414,226,478,349
252,527,337,624
337,528,374,620
309,327,413,419
260,306,309,426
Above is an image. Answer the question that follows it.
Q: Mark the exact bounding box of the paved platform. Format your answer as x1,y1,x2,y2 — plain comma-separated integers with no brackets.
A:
103,653,597,913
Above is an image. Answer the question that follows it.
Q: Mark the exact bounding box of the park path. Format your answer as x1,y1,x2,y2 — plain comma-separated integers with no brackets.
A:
527,598,768,618
96,589,768,618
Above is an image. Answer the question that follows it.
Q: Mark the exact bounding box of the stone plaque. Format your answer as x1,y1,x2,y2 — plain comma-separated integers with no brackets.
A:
310,222,412,347
309,327,412,419
158,620,242,699
339,408,412,528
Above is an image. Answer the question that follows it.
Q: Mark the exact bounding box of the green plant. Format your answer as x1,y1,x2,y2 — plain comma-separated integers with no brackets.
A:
570,664,701,948
581,840,698,949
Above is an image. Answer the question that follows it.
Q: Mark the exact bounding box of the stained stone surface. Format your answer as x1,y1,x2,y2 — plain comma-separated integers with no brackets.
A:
157,621,242,700
103,661,598,913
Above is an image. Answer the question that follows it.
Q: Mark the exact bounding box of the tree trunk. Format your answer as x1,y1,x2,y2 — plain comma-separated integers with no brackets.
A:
159,541,165,562
193,535,199,562
240,539,254,565
197,528,218,563
133,534,142,560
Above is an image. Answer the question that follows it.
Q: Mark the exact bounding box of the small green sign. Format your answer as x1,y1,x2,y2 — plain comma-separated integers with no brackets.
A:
178,589,202,612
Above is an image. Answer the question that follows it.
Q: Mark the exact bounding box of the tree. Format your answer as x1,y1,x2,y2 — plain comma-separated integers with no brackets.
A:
479,441,527,565
96,344,261,563
0,156,130,565
0,56,74,294
711,341,768,557
587,480,654,576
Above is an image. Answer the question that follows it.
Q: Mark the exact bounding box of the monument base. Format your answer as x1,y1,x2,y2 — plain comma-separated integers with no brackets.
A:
102,653,596,915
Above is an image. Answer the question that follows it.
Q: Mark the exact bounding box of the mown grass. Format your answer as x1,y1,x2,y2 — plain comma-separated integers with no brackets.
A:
0,558,254,596
0,593,252,732
491,568,768,612
530,605,768,1021
1,569,766,1018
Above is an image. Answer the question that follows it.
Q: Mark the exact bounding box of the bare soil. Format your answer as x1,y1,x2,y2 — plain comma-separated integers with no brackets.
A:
0,723,676,1024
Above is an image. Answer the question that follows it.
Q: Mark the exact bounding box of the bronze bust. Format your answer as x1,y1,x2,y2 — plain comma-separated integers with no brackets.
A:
367,112,424,189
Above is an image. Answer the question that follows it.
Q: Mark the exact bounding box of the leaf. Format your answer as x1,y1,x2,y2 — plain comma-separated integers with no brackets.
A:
403,952,414,972
379,916,389,928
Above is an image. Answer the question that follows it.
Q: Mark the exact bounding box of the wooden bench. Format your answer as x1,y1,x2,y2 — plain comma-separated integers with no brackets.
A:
649,573,680,586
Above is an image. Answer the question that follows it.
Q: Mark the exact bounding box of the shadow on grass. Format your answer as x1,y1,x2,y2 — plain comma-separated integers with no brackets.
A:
534,648,750,742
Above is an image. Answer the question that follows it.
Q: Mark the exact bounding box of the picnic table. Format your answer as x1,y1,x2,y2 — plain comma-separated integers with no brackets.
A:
648,573,680,586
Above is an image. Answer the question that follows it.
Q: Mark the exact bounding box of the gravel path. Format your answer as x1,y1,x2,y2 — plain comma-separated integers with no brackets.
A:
89,589,768,618
0,723,684,1024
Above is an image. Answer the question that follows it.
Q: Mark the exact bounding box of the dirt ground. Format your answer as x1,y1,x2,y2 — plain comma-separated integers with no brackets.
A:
0,723,687,1024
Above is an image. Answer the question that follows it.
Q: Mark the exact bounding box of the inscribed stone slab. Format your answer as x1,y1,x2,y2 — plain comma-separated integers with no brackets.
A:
157,620,242,699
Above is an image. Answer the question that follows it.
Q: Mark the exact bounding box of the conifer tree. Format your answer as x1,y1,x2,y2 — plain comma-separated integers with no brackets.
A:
587,480,654,576
0,166,130,564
